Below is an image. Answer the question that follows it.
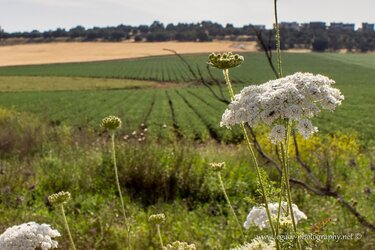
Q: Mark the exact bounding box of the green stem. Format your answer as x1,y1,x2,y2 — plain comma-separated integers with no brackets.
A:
274,0,283,78
156,224,164,249
280,123,302,250
222,69,278,249
217,172,245,240
223,69,235,99
60,205,76,250
111,132,131,250
274,156,285,236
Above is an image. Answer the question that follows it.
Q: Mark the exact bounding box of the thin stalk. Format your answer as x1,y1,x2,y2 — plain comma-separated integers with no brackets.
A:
60,205,77,250
274,0,283,78
217,172,245,240
274,157,285,236
156,224,164,249
223,69,235,98
110,132,131,250
280,124,302,250
223,69,278,248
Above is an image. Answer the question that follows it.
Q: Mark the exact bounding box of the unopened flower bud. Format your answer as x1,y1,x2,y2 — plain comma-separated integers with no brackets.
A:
48,191,71,206
101,115,122,130
209,162,225,172
149,213,166,224
208,52,244,69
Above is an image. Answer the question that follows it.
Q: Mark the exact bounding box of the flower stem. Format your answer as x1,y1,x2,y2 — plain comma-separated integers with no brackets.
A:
222,69,278,248
110,131,131,249
156,224,164,249
60,205,76,250
274,0,283,78
274,160,285,236
217,172,245,240
280,123,302,250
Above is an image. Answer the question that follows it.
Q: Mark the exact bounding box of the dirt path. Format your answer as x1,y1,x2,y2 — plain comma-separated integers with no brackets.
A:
0,41,257,67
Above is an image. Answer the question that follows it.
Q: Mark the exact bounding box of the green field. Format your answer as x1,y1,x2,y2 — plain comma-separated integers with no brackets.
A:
0,52,374,141
1,52,375,249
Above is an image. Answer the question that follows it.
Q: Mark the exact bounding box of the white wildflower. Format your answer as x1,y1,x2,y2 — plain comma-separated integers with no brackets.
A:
0,222,60,250
285,105,302,120
244,202,307,230
231,239,276,250
269,125,286,144
220,72,344,140
296,119,318,139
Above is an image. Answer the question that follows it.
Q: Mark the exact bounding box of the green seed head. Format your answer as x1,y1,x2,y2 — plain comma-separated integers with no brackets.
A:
163,241,196,250
48,191,71,206
101,115,122,130
208,52,244,69
149,213,166,224
209,162,225,172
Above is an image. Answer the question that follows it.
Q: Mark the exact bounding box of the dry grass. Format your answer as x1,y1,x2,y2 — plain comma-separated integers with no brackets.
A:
0,41,257,67
0,76,166,92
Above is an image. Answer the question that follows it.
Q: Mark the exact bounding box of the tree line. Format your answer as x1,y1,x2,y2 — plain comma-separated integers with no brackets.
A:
1,21,374,52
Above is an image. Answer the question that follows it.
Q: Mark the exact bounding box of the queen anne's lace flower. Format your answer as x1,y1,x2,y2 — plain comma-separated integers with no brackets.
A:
244,202,307,230
221,72,344,143
269,125,286,144
163,241,196,250
0,222,60,250
231,239,276,250
296,119,318,139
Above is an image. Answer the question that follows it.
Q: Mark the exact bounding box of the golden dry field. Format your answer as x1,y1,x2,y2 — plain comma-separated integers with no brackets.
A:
0,41,257,66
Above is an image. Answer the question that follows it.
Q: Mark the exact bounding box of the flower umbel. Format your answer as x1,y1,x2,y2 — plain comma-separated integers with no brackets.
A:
101,115,122,130
149,213,166,225
48,191,71,206
208,52,244,69
244,202,307,230
0,222,60,250
221,72,344,143
163,241,196,250
209,162,225,172
231,238,276,250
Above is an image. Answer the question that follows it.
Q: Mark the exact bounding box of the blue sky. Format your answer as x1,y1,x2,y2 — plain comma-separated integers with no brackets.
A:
1,0,374,32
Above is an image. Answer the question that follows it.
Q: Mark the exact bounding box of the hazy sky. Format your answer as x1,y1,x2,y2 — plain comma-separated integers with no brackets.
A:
1,0,374,32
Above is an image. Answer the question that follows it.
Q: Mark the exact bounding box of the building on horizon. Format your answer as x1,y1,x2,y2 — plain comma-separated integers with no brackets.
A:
279,22,300,31
362,22,374,31
329,22,355,31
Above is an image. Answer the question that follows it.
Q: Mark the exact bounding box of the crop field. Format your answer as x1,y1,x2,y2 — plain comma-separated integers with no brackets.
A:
0,76,161,92
0,52,374,141
1,50,375,249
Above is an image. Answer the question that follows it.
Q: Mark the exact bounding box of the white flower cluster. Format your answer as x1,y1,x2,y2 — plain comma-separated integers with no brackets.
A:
244,202,307,230
231,239,276,250
0,222,60,250
221,72,344,143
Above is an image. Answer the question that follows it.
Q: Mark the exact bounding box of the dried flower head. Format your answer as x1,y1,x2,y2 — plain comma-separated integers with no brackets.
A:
149,213,166,225
101,115,122,130
48,191,71,206
244,202,307,230
209,162,226,172
208,52,244,69
163,241,196,250
0,222,60,250
231,238,276,250
221,72,344,143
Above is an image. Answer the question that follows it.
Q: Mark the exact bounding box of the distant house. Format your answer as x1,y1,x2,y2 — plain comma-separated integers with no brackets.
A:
252,25,266,30
308,22,327,30
362,22,374,31
279,22,300,31
329,22,355,31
